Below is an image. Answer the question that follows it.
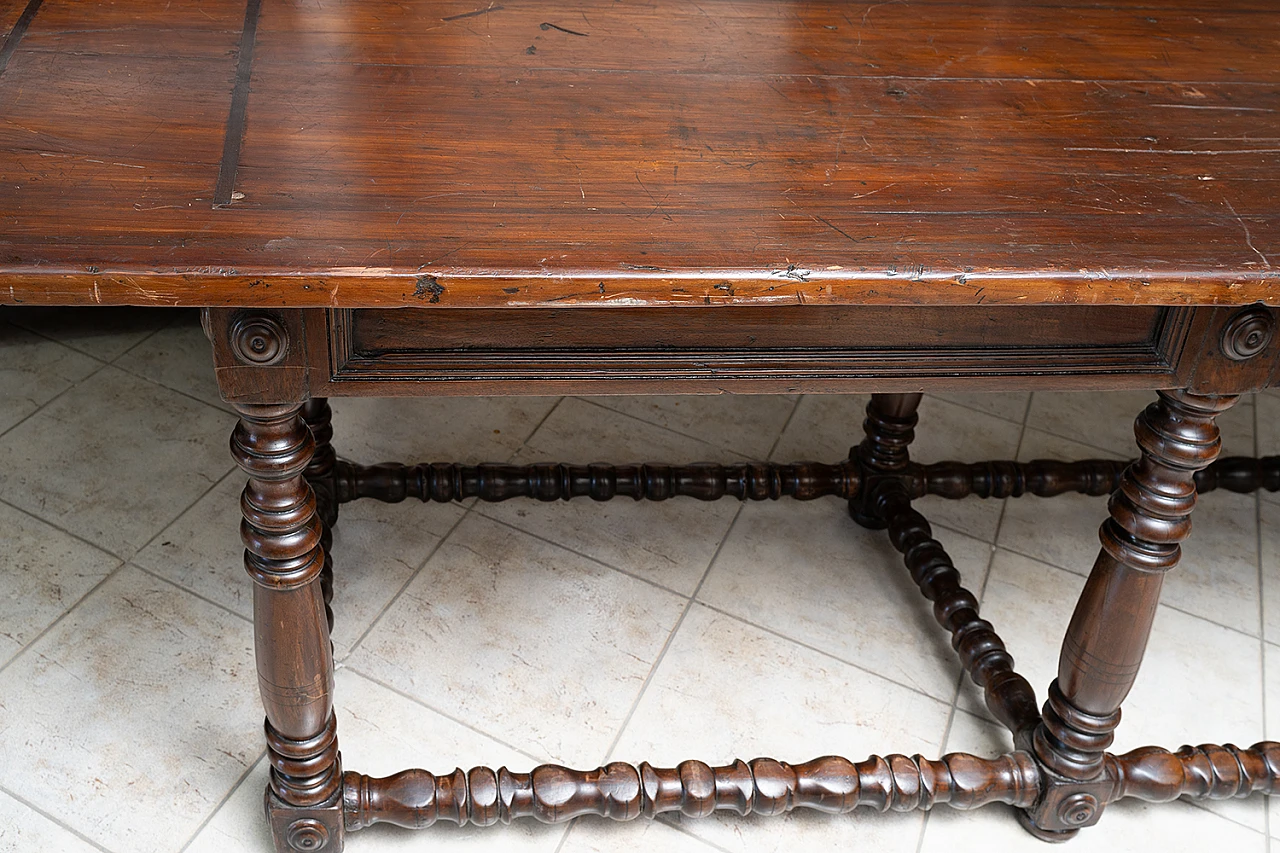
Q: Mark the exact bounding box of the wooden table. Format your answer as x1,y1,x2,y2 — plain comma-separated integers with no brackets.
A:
4,1,1280,850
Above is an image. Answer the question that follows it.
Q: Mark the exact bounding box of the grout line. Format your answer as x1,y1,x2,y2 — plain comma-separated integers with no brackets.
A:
1181,796,1270,837
123,462,241,561
1020,389,1036,428
474,511,699,599
338,668,547,767
132,563,254,628
925,391,1029,427
110,359,238,419
916,391,1029,853
550,822,573,853
600,394,801,766
669,822,737,853
104,312,175,364
0,781,114,853
0,459,238,677
177,750,269,852
0,494,126,563
997,539,1267,643
1,316,112,365
0,563,128,681
1255,395,1272,847
601,502,747,765
519,395,568,451
765,393,806,462
338,395,565,663
690,597,954,711
574,396,760,461
0,360,111,445
338,505,472,662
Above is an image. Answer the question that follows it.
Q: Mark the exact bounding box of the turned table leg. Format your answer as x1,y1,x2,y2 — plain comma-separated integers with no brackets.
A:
301,398,337,632
233,403,345,853
1022,389,1237,839
850,392,923,528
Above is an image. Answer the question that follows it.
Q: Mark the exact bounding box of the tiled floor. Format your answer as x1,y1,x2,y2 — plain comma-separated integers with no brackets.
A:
0,306,1277,853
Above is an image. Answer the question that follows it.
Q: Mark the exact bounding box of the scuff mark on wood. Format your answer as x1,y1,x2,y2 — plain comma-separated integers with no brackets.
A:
772,264,811,282
414,274,445,302
540,21,588,36
443,4,503,22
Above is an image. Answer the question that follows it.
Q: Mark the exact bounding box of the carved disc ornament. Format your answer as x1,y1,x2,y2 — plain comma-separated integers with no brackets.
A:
231,313,289,365
1221,307,1276,361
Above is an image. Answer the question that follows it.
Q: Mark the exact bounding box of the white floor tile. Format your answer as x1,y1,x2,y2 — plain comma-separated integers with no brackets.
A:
1028,390,1255,459
114,311,226,410
480,397,742,595
0,366,235,559
1000,428,1263,637
186,669,567,853
582,394,797,459
699,498,991,702
0,321,100,435
0,501,120,668
613,604,946,852
133,472,464,658
347,513,687,766
930,390,1030,424
0,566,260,853
4,306,170,362
329,396,560,464
0,790,102,853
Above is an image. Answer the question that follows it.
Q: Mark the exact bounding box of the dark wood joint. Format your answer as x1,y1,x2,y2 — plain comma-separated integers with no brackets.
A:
849,393,923,529
206,308,310,405
1018,764,1113,840
266,782,345,853
1175,304,1280,394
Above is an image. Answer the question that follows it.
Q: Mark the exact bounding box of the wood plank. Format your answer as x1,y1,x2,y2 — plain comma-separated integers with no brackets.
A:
1,0,1278,307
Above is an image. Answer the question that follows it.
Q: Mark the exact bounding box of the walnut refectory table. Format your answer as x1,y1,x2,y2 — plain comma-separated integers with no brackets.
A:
4,0,1280,849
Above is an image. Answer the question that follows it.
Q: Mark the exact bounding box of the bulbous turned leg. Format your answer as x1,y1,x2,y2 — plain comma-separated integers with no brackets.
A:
850,393,923,528
233,403,344,853
1021,389,1238,841
301,398,337,632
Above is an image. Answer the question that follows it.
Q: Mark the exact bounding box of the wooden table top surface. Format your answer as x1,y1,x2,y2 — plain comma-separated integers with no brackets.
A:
1,0,1278,309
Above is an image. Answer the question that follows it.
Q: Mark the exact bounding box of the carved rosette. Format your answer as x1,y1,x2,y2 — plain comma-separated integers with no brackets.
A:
1220,306,1276,361
231,312,289,366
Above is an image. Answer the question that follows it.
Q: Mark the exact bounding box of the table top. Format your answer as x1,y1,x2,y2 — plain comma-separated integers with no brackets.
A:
1,0,1278,309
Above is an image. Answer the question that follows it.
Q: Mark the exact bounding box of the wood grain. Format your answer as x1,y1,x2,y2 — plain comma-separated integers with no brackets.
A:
3,0,1279,308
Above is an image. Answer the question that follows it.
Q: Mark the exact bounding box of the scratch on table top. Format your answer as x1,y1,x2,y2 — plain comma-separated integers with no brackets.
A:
1225,199,1272,269
1066,147,1280,155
